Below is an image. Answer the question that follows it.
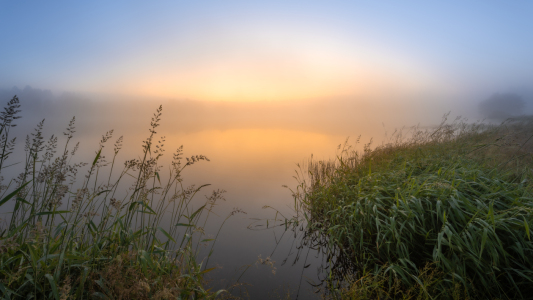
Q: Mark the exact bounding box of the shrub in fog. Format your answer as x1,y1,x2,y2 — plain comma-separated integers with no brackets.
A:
479,92,525,119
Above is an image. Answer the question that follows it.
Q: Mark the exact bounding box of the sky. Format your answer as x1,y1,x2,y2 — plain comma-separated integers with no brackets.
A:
1,1,533,102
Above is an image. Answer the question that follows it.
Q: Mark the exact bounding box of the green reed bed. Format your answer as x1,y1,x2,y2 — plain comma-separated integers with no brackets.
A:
294,114,533,299
0,96,228,299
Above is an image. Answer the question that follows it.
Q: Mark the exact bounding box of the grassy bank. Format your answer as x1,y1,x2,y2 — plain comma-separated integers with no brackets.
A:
0,96,228,299
294,115,533,299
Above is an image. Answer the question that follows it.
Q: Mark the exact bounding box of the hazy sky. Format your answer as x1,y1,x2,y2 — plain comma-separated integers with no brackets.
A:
2,1,533,102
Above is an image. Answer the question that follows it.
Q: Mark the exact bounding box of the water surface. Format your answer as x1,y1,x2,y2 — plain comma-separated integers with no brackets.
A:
0,99,463,298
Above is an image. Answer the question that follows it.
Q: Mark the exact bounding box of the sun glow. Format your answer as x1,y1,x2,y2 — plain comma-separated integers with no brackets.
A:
129,57,429,102
91,25,435,102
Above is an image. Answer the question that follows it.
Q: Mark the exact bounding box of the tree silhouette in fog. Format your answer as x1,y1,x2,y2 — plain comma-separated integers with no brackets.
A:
479,93,526,119
0,86,53,112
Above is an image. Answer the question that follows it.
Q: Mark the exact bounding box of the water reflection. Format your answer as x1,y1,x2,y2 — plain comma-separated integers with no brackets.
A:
242,210,361,299
0,115,354,299
0,100,456,299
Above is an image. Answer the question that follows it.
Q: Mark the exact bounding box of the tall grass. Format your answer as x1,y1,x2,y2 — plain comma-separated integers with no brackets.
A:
292,114,533,299
0,96,228,299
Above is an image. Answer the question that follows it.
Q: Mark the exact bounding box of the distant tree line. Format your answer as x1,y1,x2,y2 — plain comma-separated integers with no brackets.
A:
0,85,53,112
0,86,95,117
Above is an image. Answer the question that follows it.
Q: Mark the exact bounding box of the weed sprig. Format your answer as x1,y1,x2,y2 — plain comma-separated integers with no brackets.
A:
0,96,227,299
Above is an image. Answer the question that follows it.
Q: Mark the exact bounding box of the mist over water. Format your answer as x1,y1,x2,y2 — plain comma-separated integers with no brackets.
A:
0,89,490,298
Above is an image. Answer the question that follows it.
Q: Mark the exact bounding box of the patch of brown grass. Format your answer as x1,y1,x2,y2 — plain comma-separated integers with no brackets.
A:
86,252,193,300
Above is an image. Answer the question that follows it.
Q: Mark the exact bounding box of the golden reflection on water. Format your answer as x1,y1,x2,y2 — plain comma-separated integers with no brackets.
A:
174,128,344,164
160,128,347,209
98,127,355,212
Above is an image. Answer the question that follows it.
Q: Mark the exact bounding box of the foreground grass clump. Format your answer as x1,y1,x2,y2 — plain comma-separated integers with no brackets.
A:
295,115,533,299
0,96,226,299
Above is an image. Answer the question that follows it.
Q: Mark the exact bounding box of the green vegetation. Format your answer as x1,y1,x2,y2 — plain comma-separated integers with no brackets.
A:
293,114,533,299
0,96,227,299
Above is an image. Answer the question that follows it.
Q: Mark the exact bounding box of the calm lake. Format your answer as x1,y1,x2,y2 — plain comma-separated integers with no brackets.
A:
0,98,475,299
